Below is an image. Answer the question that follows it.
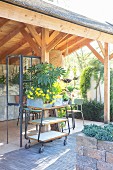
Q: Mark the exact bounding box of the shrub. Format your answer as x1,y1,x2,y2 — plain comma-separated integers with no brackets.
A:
74,100,104,122
83,124,113,141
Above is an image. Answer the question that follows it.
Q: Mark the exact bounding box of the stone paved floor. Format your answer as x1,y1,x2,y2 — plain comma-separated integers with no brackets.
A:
0,133,76,170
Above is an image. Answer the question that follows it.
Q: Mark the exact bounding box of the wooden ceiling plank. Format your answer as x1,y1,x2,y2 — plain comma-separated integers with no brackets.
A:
87,43,104,63
0,38,27,62
0,23,25,47
20,29,41,55
97,41,105,57
47,32,67,52
26,24,42,47
9,47,32,64
47,30,59,44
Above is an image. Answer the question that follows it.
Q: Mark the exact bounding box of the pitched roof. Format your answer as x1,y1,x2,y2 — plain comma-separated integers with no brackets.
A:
2,0,113,35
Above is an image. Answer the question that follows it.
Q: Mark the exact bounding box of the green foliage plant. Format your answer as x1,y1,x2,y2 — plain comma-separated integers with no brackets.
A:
67,86,75,93
80,66,93,98
74,100,104,122
0,75,6,84
26,63,65,103
83,124,113,142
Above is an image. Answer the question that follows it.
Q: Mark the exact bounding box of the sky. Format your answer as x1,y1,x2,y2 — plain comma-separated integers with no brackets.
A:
46,0,113,24
67,0,113,23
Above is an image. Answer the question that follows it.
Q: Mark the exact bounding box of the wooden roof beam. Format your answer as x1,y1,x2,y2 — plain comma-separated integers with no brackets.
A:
47,32,67,52
0,18,9,27
0,38,27,63
26,24,42,47
58,36,84,52
87,43,104,64
97,41,105,57
20,29,41,55
1,2,113,43
9,47,32,65
109,53,113,60
47,30,59,44
56,35,74,49
0,23,25,47
64,39,93,56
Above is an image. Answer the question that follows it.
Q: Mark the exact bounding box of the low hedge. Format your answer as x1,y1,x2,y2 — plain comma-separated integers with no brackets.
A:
83,124,113,141
74,100,104,122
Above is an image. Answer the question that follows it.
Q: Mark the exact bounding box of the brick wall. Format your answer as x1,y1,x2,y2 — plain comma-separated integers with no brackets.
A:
76,133,113,170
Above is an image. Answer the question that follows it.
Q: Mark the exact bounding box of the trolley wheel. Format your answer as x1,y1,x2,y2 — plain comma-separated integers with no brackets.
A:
39,147,44,153
25,143,30,149
63,140,67,146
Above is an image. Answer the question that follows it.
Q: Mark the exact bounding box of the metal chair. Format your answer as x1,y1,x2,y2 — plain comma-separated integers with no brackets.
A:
67,98,84,129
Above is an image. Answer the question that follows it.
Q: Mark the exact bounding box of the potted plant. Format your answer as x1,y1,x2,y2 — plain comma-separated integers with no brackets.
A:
26,63,65,108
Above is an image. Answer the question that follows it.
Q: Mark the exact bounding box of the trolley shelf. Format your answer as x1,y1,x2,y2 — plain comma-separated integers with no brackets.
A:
29,117,67,125
27,130,68,142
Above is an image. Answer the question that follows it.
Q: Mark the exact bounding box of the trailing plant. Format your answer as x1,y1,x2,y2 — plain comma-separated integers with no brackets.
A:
83,124,113,141
80,66,93,98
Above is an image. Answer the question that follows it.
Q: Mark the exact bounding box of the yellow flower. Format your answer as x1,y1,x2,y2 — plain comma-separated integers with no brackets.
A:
47,90,49,92
40,90,43,93
29,91,33,95
56,95,62,98
36,88,40,91
27,95,31,99
31,86,34,90
46,94,50,100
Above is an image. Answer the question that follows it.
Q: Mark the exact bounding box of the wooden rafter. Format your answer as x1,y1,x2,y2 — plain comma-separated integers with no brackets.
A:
26,24,42,47
20,29,41,55
0,23,25,48
0,38,27,63
47,30,59,44
9,47,32,64
64,39,93,56
58,36,84,52
97,41,105,57
0,18,9,27
87,43,104,64
109,53,113,60
55,35,74,49
47,32,67,52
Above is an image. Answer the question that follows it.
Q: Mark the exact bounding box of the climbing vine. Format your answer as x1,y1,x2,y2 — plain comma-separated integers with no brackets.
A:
80,66,93,98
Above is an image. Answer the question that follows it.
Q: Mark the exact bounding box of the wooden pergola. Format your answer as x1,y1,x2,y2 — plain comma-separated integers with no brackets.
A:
0,0,113,123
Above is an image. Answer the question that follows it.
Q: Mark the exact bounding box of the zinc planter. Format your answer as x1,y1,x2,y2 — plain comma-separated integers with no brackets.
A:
53,97,63,106
27,98,52,108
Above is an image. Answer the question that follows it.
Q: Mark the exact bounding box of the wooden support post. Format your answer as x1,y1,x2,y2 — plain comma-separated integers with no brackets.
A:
41,28,49,63
104,43,110,123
